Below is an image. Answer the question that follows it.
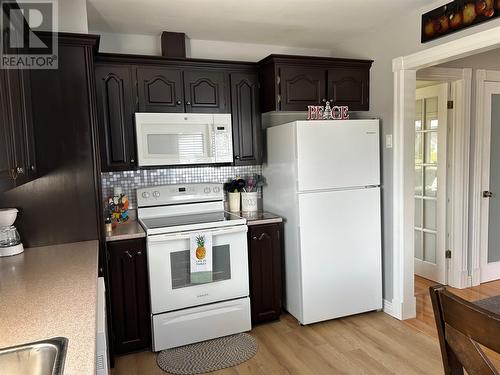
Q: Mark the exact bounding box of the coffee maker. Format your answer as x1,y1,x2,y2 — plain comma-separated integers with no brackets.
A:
0,208,24,257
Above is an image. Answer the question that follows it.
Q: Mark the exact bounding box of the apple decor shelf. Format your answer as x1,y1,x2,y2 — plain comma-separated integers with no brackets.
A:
422,0,500,43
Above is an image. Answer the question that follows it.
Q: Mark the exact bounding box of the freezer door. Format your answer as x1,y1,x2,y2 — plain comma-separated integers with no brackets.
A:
296,120,380,192
298,187,382,325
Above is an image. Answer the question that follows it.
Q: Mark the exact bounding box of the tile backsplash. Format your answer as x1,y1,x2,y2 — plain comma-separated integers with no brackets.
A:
101,165,262,208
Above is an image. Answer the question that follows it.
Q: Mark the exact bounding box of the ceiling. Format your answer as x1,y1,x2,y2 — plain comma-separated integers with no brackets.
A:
87,0,433,49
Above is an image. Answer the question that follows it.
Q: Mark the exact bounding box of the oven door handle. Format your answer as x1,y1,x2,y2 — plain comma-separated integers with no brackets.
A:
147,225,248,243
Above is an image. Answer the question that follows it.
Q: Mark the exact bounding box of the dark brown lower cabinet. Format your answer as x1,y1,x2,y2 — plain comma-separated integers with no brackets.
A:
248,223,283,324
108,238,151,354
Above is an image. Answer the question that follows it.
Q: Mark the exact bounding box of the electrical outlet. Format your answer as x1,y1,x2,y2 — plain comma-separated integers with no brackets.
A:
385,134,393,149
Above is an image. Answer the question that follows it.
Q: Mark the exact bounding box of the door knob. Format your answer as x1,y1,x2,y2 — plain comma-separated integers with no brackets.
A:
483,191,494,198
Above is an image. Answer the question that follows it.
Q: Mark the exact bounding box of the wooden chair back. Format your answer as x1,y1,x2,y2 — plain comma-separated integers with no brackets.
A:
429,285,500,375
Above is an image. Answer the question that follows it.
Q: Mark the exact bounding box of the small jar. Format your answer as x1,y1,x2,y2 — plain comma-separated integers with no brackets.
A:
105,217,112,232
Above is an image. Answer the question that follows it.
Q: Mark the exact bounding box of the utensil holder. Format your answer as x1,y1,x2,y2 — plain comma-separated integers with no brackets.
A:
241,192,258,212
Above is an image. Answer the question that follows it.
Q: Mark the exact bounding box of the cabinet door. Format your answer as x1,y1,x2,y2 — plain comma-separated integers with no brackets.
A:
137,67,184,113
279,66,326,111
108,239,150,354
95,65,137,171
0,68,36,191
327,67,369,111
248,223,282,323
230,72,262,165
183,70,229,113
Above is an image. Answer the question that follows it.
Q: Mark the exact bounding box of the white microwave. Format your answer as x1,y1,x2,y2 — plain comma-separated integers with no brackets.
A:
135,113,233,167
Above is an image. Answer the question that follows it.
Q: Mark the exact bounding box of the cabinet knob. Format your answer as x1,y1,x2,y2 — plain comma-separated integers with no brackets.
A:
186,101,191,105
252,236,258,241
483,191,494,198
322,98,326,103
125,250,133,258
130,159,135,164
16,167,24,175
235,155,240,160
176,100,182,105
30,164,35,171
137,251,142,255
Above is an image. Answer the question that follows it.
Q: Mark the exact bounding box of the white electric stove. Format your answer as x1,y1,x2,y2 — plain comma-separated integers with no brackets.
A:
137,183,251,351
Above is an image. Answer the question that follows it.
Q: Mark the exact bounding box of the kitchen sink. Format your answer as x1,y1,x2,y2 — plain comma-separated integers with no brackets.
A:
0,337,68,375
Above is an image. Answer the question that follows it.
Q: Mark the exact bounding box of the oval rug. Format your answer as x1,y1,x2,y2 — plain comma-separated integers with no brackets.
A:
156,333,258,375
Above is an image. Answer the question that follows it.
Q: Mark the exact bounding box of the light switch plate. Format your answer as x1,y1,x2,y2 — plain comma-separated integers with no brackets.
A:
385,134,393,149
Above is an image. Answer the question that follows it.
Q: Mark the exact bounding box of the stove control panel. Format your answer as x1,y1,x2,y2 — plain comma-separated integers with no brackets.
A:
137,183,224,207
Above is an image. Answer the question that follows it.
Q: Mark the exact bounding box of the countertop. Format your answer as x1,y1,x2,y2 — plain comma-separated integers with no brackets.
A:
237,211,283,226
0,240,99,375
105,220,146,242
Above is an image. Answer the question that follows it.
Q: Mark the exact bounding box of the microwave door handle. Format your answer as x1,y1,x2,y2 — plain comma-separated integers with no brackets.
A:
207,123,215,160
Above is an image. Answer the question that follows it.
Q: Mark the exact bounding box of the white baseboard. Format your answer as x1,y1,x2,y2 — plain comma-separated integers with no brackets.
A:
383,299,399,319
383,297,416,320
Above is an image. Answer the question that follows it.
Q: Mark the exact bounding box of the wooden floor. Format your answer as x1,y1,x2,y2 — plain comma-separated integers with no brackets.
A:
111,277,500,375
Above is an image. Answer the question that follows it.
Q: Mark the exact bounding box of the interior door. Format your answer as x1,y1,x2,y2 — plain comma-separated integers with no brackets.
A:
480,82,500,283
414,83,448,283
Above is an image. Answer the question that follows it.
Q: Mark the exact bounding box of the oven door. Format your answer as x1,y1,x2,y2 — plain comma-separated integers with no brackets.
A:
147,225,249,314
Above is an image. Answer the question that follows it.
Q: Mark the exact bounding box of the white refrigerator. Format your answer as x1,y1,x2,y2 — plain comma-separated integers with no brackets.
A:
263,119,382,325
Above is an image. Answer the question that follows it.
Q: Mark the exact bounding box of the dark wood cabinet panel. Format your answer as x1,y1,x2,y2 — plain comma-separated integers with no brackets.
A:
327,67,369,111
230,72,262,165
108,239,150,354
258,55,372,113
95,65,137,171
248,223,282,324
0,68,36,191
137,67,184,112
183,70,229,113
0,34,102,248
280,66,326,111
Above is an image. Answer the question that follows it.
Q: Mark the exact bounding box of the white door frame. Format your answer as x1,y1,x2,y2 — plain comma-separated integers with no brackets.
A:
471,70,500,286
390,25,500,320
416,68,472,291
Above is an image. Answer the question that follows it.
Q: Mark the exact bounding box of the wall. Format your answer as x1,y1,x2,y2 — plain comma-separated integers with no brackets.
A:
332,0,500,300
58,0,88,33
93,31,332,61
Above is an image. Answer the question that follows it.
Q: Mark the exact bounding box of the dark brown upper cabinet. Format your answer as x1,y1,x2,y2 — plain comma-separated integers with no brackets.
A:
0,68,37,192
327,67,369,111
230,72,262,165
183,70,229,113
258,55,373,113
137,67,184,112
280,67,326,111
95,65,137,171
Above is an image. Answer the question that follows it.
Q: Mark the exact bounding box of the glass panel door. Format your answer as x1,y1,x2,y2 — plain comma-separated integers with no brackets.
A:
414,83,448,283
480,82,500,283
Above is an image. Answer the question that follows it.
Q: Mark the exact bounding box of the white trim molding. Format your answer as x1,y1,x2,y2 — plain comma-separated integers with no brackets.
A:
416,68,472,289
392,68,417,320
392,26,500,71
390,28,500,319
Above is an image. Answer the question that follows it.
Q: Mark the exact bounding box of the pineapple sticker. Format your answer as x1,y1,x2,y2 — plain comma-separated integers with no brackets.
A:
195,234,206,260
